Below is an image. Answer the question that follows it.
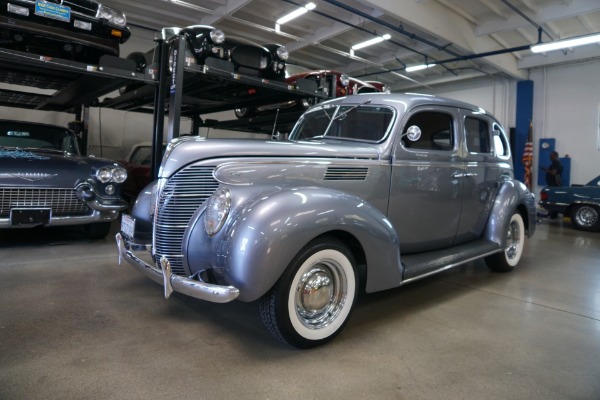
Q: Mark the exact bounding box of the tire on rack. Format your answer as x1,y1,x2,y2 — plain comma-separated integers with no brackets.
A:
485,212,525,272
570,204,600,232
259,236,358,349
84,222,112,240
234,107,256,118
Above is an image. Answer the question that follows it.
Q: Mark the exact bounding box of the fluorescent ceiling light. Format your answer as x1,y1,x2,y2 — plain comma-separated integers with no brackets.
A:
405,63,436,72
351,34,391,51
530,32,600,53
276,2,316,25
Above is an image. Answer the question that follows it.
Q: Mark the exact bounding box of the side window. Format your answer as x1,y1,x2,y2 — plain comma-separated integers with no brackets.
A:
492,124,511,157
465,117,491,153
402,111,454,151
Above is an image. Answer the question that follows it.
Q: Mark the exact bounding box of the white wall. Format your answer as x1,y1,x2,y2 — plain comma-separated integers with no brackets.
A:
530,58,600,191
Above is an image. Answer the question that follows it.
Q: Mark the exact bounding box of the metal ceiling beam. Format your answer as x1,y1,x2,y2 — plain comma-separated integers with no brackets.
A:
200,0,252,26
361,0,528,80
475,0,600,36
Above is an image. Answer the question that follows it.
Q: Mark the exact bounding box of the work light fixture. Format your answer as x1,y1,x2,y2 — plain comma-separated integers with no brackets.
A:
405,63,437,72
275,2,316,32
530,32,600,53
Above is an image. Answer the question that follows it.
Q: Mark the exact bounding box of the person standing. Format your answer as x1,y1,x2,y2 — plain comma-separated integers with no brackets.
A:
543,151,563,187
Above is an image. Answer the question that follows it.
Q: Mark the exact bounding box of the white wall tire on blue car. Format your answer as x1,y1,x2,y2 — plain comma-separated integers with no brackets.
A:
259,237,358,349
485,212,525,272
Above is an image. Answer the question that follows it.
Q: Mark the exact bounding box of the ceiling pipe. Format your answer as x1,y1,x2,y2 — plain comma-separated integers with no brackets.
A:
356,43,532,79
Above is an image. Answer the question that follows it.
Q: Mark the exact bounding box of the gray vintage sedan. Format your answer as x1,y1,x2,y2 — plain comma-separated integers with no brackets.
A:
116,93,536,348
0,120,127,239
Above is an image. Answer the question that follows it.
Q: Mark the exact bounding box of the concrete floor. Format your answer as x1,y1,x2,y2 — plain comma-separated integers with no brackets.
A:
0,218,599,400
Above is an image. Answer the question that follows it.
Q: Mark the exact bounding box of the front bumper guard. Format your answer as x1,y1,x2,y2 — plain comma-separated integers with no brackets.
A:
115,233,240,303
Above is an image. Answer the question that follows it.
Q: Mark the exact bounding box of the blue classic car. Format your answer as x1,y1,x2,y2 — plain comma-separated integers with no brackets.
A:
116,93,536,348
0,120,128,239
539,175,600,231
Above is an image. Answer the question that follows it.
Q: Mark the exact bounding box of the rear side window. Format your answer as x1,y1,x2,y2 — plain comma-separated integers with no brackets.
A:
465,117,491,153
402,111,454,151
493,123,511,157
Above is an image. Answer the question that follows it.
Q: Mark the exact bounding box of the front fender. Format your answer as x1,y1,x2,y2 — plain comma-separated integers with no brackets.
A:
184,186,402,302
485,180,536,246
129,180,158,242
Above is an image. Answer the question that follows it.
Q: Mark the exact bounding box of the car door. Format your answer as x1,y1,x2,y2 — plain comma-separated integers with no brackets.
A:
454,112,511,244
389,106,464,253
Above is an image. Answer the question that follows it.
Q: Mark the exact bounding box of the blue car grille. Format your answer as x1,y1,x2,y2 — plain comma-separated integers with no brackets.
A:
0,187,89,217
154,166,219,276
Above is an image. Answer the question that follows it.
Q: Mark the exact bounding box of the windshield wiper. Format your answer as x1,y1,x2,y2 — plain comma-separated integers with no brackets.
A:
332,99,372,122
322,99,372,137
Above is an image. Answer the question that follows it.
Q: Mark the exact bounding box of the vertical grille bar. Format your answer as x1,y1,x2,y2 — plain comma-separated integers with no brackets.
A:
154,166,219,276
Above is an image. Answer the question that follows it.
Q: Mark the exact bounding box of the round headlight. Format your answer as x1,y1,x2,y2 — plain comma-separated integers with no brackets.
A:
112,167,127,183
210,29,225,44
105,184,115,195
276,46,289,61
204,188,231,236
340,74,350,87
96,167,112,183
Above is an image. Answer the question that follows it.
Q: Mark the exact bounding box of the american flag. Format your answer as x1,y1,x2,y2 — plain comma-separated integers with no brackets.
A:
521,121,533,189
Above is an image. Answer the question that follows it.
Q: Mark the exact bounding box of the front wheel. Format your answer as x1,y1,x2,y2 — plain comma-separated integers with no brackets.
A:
259,237,358,349
570,204,600,231
485,212,525,272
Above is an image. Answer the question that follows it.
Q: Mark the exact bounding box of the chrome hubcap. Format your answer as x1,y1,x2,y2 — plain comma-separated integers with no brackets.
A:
506,220,521,260
576,206,598,227
295,261,347,330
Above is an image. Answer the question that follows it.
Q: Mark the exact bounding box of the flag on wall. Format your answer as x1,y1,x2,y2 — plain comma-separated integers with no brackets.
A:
521,121,533,189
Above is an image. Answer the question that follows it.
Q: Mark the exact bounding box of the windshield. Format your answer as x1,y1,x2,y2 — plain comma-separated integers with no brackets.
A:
0,122,80,154
289,104,394,142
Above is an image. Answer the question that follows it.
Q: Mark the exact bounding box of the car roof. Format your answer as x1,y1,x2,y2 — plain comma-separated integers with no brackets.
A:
319,92,490,115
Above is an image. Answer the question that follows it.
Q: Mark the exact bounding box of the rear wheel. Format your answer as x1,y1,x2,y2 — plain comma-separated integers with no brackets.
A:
259,237,358,349
570,204,599,231
485,212,525,272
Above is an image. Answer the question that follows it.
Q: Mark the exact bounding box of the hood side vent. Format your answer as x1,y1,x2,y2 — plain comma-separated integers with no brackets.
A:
325,167,368,181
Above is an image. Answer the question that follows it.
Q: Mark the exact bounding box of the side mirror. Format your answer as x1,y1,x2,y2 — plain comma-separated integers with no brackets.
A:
404,125,422,141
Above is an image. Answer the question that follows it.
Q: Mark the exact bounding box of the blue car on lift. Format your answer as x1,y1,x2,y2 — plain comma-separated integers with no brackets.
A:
539,175,600,231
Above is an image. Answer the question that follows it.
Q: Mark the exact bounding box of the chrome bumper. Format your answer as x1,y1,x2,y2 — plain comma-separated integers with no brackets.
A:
115,233,240,303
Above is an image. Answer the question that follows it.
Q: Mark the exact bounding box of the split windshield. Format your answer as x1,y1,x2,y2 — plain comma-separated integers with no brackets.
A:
0,122,80,154
289,103,394,142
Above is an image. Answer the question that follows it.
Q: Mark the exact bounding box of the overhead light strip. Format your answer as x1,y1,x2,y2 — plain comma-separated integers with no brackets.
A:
351,34,391,51
530,32,600,53
276,2,316,25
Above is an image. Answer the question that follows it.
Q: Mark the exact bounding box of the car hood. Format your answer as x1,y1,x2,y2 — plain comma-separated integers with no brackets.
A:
161,137,382,178
0,148,116,187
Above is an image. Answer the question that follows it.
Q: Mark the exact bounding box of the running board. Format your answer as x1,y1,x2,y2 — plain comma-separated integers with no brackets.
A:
401,239,501,282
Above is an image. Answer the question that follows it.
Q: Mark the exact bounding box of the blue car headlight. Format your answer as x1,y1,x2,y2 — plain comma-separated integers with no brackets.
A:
95,166,127,184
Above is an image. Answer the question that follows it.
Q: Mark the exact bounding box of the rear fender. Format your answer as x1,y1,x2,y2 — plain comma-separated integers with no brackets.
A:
485,180,536,246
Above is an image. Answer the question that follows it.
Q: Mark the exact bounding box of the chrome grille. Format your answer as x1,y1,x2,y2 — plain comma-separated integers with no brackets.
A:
324,167,368,181
0,188,90,217
155,166,219,276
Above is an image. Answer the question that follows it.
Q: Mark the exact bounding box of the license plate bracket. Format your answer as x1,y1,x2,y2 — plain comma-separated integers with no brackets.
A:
121,213,135,238
35,0,71,23
10,208,51,226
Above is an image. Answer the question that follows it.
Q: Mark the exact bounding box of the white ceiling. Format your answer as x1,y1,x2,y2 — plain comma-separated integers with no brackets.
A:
102,0,600,91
